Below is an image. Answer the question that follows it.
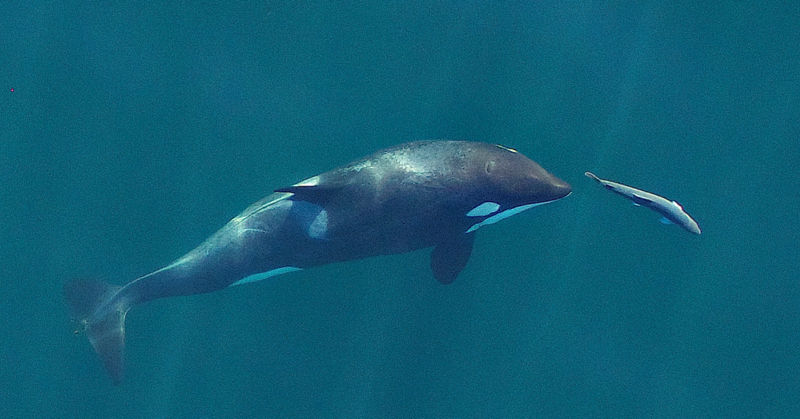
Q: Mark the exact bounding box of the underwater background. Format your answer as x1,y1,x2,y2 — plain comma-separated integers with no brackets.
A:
2,1,798,417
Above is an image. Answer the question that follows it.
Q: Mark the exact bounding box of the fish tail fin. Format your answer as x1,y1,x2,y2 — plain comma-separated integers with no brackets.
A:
64,279,128,384
584,171,601,183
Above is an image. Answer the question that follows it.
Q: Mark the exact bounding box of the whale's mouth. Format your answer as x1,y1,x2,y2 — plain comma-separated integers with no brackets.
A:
548,177,572,200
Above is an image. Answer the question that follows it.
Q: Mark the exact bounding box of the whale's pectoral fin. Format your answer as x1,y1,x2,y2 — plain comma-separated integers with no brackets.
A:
430,234,475,284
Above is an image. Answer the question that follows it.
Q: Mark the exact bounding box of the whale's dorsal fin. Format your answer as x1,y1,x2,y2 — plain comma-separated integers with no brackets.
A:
430,234,475,284
275,184,346,205
275,172,355,205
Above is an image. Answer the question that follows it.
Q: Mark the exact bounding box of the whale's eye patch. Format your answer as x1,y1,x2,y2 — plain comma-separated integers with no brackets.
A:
484,160,496,175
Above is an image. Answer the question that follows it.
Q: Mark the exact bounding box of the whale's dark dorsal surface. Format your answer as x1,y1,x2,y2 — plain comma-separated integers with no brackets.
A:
64,140,571,383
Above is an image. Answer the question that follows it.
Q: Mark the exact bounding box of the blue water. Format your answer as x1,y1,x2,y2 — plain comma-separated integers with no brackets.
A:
2,2,798,416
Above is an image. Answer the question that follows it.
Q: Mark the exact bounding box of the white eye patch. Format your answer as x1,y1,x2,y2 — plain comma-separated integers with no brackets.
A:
466,202,501,217
466,200,557,233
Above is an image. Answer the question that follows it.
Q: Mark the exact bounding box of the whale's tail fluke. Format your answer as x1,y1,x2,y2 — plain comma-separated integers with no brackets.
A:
64,279,128,384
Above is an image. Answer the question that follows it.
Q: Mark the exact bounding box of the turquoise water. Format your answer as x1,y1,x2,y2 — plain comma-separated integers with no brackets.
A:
2,2,798,416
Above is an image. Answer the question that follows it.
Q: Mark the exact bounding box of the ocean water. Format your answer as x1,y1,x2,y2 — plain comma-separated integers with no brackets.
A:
2,2,798,417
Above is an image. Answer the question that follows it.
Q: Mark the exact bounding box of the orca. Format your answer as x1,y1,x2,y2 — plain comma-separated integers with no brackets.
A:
65,140,571,383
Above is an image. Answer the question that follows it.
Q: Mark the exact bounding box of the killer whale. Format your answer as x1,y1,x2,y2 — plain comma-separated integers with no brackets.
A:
65,140,571,383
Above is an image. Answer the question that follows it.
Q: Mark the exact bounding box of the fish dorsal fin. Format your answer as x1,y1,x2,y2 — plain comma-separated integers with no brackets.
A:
430,234,475,284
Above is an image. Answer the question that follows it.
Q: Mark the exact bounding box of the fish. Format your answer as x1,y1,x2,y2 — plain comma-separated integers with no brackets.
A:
584,171,700,234
64,140,572,383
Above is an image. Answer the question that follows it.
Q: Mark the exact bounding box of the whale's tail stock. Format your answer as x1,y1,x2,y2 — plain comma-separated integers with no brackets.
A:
64,279,129,384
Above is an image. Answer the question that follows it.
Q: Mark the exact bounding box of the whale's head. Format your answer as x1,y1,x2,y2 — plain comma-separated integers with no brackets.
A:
461,143,571,233
472,143,570,204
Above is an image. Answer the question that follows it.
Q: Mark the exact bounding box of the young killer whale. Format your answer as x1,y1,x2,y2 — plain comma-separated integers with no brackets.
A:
584,171,701,234
65,140,571,383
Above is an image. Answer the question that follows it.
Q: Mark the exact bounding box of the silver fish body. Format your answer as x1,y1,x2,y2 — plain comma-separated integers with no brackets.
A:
585,171,701,235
